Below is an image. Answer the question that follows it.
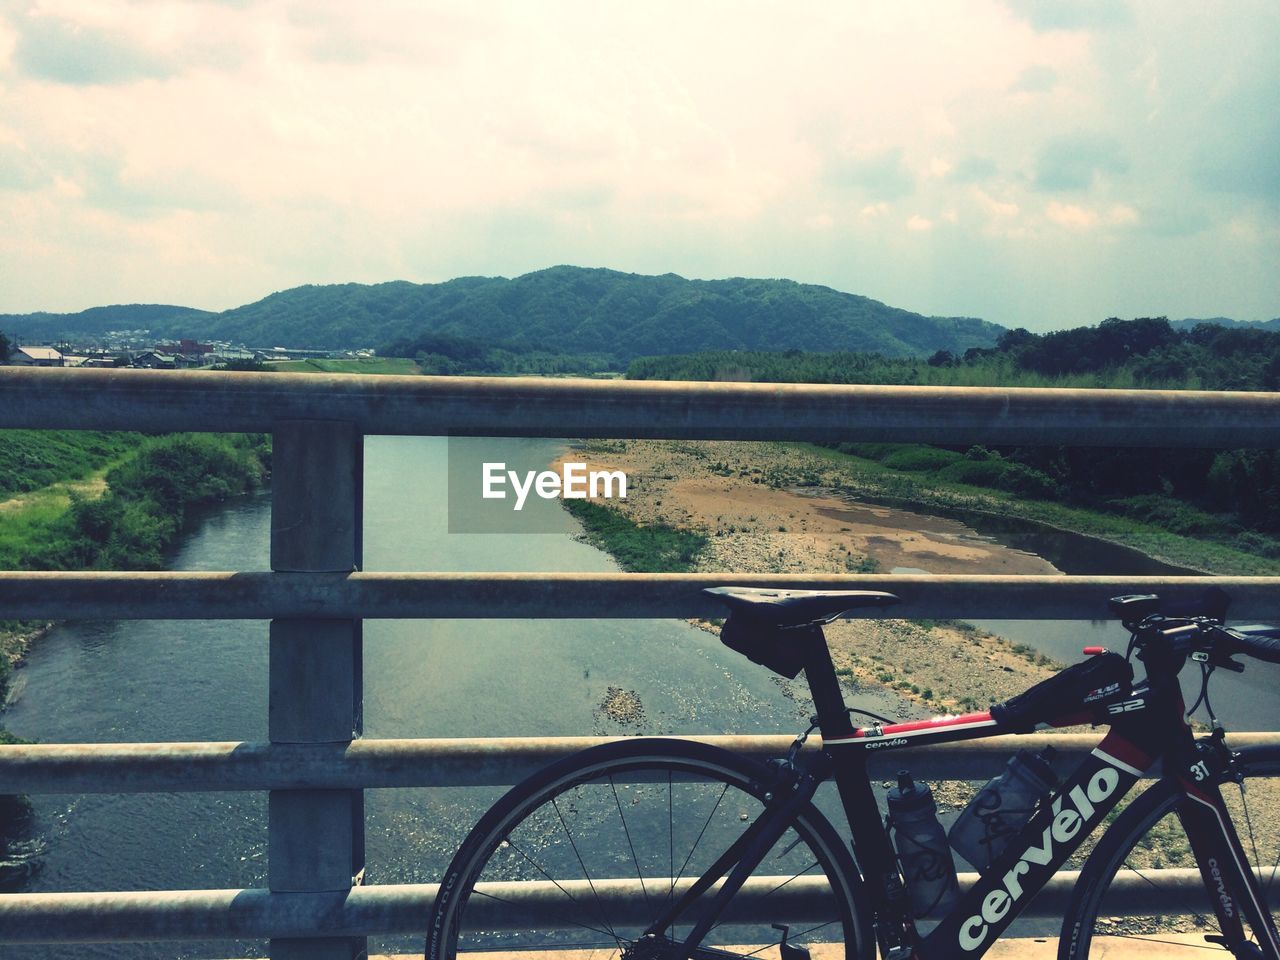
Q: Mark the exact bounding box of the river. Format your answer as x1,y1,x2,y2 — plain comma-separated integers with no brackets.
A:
1,437,902,958
4,436,1276,956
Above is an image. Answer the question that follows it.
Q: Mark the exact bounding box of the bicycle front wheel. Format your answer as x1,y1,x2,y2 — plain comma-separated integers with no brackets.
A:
1060,745,1280,958
427,737,870,960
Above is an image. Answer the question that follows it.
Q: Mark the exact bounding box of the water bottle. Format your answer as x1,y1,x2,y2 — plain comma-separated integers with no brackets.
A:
887,771,960,918
949,747,1058,872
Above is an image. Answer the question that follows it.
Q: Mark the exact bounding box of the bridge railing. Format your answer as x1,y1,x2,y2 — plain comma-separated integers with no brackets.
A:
2,367,1279,956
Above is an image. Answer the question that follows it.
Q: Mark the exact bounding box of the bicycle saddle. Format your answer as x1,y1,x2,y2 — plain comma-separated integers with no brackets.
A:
704,586,900,627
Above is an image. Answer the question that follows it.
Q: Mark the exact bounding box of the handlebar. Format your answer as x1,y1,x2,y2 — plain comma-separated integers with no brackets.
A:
1217,623,1280,665
1108,593,1280,670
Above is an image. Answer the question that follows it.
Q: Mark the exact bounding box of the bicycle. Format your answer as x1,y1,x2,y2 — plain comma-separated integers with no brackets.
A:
426,587,1280,959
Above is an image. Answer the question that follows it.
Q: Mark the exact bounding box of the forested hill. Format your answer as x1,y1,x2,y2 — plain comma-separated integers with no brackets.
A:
0,268,1004,361
366,269,1005,361
0,304,214,340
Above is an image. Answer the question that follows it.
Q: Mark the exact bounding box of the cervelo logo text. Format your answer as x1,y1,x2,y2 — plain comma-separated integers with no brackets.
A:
482,462,627,511
1208,858,1234,917
958,761,1123,952
865,737,909,751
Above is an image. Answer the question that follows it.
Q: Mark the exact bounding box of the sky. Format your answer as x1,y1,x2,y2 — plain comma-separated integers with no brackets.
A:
0,0,1276,332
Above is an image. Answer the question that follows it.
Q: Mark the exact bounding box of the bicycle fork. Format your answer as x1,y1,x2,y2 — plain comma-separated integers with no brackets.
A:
1178,775,1280,958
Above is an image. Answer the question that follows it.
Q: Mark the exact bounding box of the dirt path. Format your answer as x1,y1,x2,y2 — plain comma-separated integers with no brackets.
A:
0,474,108,513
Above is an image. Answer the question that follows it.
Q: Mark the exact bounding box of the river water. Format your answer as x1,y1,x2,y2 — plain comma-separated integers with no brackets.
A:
1,437,901,958
4,436,1277,956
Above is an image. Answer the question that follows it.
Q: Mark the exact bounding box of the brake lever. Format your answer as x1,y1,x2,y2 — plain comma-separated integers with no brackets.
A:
1191,649,1246,673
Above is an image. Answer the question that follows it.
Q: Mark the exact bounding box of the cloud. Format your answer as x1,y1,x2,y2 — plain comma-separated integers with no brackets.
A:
1190,96,1280,206
1045,201,1095,229
1011,64,1057,93
825,147,915,200
13,15,176,85
949,155,998,184
1045,201,1139,230
1003,0,1132,32
74,153,243,216
0,142,49,190
1133,203,1212,238
1033,135,1128,191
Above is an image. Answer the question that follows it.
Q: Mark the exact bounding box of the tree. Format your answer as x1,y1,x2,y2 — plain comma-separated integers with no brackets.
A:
0,331,13,364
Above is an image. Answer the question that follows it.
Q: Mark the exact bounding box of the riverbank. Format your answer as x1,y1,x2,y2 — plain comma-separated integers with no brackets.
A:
0,433,271,710
798,442,1280,576
553,439,1075,714
553,436,1280,719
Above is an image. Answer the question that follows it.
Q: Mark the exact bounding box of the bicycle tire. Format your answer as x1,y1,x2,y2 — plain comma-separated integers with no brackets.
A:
1059,744,1280,958
426,737,871,960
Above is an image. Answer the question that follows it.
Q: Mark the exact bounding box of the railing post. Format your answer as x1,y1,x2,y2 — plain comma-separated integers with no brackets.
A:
269,420,365,960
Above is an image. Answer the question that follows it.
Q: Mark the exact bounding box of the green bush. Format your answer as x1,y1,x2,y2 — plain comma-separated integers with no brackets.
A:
13,433,269,572
1108,495,1233,539
938,458,1059,499
564,500,707,572
107,434,265,515
880,448,963,472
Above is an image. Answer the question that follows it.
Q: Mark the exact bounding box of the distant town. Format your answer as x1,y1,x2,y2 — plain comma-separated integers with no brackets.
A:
3,332,374,369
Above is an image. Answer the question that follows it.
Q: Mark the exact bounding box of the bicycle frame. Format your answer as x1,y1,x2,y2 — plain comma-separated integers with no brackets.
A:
659,624,1280,960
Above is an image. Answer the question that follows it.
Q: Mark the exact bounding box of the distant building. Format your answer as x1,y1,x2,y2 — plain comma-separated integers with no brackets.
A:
132,351,178,369
158,339,214,357
11,346,64,366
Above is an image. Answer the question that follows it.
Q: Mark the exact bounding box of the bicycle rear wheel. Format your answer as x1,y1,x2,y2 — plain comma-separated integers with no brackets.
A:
427,737,870,960
1059,745,1280,958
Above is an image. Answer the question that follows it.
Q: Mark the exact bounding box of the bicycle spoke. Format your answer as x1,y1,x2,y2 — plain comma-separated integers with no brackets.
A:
672,781,732,895
502,835,586,906
669,770,675,933
706,858,823,941
552,795,626,952
1238,782,1263,885
466,885,628,948
610,774,654,916
1098,933,1220,951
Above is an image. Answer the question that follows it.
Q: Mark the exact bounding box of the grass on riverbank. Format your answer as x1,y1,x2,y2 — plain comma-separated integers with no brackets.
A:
1,433,271,706
0,430,141,502
563,499,708,572
787,442,1280,576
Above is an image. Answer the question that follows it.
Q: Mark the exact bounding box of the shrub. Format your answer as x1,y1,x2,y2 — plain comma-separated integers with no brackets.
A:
880,447,964,472
938,459,1060,499
1109,495,1233,539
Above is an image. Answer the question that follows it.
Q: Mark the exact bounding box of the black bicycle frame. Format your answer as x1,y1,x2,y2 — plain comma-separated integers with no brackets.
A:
667,625,1280,959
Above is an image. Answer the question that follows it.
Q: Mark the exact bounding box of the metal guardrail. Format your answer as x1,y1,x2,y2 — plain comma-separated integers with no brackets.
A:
5,571,1280,620
0,870,1234,942
5,732,1273,794
6,366,1280,446
1,368,1278,956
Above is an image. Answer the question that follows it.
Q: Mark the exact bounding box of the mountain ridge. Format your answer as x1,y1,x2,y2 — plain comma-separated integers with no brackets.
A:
0,266,1003,360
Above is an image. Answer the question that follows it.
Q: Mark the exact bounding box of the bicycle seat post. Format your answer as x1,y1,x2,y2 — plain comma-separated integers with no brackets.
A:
799,623,856,741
